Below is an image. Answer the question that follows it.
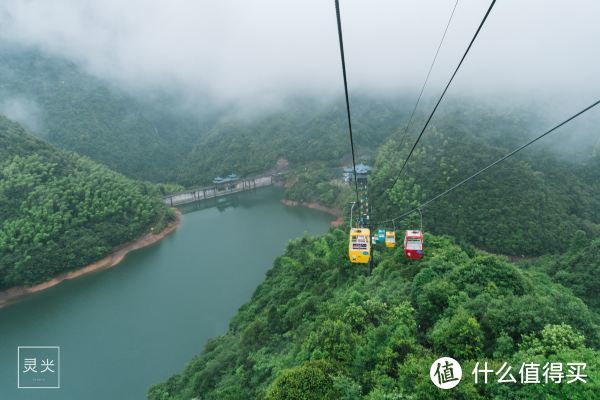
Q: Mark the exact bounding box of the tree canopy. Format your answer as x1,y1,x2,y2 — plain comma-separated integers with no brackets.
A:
149,231,599,399
368,108,600,256
0,115,173,288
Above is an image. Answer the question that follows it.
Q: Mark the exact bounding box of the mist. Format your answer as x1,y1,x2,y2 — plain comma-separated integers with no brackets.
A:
1,0,599,122
0,95,43,133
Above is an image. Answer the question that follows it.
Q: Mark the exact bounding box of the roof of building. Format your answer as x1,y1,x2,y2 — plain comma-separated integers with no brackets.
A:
343,164,371,175
213,173,240,184
356,163,371,174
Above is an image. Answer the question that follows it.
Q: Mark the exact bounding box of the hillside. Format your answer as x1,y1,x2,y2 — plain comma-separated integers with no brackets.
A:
0,46,207,182
0,115,174,289
0,46,416,187
368,106,600,256
148,104,600,399
522,231,600,314
149,231,599,399
172,96,413,187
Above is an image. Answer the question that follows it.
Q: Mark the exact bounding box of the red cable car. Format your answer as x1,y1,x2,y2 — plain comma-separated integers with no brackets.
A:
404,230,424,260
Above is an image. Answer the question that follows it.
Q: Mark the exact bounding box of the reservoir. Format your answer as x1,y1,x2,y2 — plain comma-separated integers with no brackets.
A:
0,187,334,399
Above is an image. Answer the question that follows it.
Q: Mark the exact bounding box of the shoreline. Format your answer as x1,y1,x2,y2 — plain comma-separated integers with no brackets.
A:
281,199,344,227
0,209,182,309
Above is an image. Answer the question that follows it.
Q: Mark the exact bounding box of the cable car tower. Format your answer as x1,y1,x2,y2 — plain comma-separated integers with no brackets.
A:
348,164,375,272
355,164,371,227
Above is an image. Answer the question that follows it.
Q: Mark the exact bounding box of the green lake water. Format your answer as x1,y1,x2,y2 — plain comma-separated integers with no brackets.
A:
0,187,333,399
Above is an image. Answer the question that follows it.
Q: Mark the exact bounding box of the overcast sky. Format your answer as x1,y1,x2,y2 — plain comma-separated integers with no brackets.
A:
0,0,599,114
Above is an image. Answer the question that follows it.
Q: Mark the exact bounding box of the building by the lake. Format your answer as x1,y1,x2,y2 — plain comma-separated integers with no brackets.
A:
213,173,240,190
343,163,371,184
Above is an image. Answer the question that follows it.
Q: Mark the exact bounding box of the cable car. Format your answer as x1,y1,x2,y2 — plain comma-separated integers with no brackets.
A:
404,230,423,260
385,231,396,248
349,228,371,264
377,229,386,244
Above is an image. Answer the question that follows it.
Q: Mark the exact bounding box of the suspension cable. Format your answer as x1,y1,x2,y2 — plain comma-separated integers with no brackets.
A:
390,0,497,190
377,99,600,225
396,0,459,152
334,0,360,203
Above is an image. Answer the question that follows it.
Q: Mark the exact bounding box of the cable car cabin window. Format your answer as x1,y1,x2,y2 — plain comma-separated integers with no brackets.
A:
406,238,422,250
352,235,368,250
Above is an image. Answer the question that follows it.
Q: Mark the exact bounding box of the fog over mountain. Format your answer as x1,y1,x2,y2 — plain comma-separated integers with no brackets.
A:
1,0,598,109
0,95,43,133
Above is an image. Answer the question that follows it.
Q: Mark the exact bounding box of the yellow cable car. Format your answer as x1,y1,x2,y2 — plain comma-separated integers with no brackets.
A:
385,231,396,248
349,228,371,263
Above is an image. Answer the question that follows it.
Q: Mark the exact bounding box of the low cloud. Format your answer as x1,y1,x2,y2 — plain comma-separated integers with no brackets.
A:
0,96,43,133
0,0,598,115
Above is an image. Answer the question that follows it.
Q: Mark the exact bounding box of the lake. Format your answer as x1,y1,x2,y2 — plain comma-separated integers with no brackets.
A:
0,187,333,399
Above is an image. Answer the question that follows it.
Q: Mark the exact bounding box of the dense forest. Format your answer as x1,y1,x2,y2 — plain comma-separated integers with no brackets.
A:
148,100,600,399
368,106,600,256
280,105,600,257
174,96,411,187
0,46,413,187
282,162,353,209
0,45,208,182
523,231,600,314
0,115,173,289
149,231,599,399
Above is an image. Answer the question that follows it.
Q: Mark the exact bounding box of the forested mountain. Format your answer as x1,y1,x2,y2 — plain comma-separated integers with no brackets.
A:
0,115,173,289
173,96,412,186
523,231,600,313
148,99,599,399
0,46,207,182
149,231,599,399
2,46,598,210
282,162,353,209
0,46,414,187
368,106,600,256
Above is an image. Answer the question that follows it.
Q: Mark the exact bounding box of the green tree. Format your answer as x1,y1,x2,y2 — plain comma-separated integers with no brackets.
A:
265,360,338,400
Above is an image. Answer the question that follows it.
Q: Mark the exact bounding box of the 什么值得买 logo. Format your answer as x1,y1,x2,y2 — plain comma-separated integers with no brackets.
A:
430,356,587,389
430,357,462,389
